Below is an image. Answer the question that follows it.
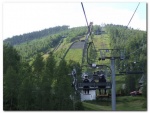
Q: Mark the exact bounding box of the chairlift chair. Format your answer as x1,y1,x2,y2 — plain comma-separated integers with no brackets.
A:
76,64,112,91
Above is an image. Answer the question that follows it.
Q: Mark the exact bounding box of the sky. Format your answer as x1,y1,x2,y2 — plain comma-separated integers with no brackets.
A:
2,2,147,40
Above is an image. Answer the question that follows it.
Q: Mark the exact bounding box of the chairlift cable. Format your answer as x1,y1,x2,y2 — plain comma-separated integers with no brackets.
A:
81,2,89,27
120,2,140,45
127,2,140,27
116,2,142,59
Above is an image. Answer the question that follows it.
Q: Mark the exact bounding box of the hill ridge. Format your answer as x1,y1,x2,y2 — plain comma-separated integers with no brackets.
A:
4,25,69,46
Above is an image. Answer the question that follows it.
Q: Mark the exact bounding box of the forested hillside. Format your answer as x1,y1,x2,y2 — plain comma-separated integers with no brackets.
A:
105,24,147,96
3,24,147,110
4,26,88,60
4,25,69,46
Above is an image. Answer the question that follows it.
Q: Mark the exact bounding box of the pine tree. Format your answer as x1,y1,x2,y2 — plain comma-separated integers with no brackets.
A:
18,76,34,110
40,54,56,110
3,44,20,74
3,44,21,110
32,53,44,110
4,66,20,110
33,53,44,76
54,60,73,110
17,62,35,110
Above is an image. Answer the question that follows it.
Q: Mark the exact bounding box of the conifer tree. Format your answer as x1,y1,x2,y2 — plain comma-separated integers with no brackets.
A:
17,62,35,110
54,60,73,110
18,76,34,110
33,53,44,77
32,53,44,110
3,44,20,74
3,44,21,110
40,53,56,110
4,67,20,110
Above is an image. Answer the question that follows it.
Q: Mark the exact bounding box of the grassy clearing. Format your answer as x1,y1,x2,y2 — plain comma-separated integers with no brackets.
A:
42,34,110,64
82,96,147,111
65,49,82,64
83,101,112,111
93,34,110,49
92,34,111,65
116,96,147,111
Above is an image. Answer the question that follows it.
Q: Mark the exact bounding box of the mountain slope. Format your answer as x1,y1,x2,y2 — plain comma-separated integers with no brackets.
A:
4,26,87,60
4,25,69,46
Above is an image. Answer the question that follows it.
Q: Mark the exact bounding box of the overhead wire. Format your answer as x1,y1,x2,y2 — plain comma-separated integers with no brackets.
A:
126,2,140,27
119,2,146,73
119,2,144,58
124,2,147,57
120,2,141,36
120,2,140,39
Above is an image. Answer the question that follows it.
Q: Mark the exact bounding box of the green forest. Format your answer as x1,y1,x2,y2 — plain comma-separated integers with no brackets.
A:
3,24,147,110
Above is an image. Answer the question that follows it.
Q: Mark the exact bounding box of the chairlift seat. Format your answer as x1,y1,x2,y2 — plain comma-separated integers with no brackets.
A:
77,82,112,90
96,94,110,98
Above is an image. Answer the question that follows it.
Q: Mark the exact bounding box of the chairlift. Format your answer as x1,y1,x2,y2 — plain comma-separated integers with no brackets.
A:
75,64,112,90
99,49,125,60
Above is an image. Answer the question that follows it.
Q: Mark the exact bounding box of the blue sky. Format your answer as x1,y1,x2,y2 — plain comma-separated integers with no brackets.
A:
2,2,147,40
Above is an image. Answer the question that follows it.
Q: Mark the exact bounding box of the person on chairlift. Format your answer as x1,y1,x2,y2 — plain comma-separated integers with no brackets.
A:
98,74,107,95
93,71,97,76
92,71,97,80
83,75,90,94
93,71,97,77
90,77,96,87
